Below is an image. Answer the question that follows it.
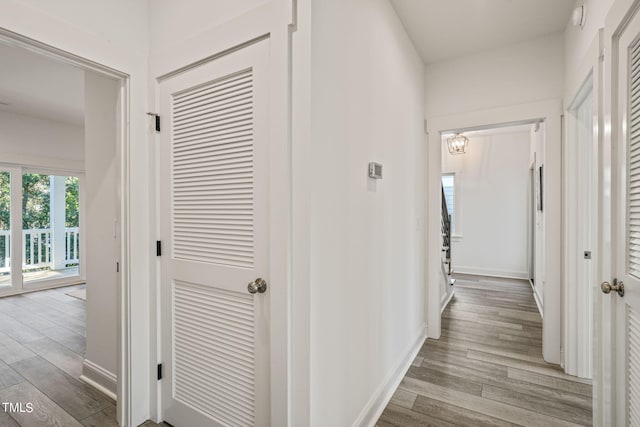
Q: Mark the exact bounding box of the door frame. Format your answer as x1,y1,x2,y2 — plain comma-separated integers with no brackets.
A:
563,30,603,384
148,3,293,425
528,160,536,284
0,165,23,295
425,99,563,364
0,28,132,425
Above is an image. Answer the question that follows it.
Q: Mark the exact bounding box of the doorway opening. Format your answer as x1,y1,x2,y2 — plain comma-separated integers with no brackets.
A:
426,100,562,365
439,123,539,286
0,31,128,426
438,121,547,320
380,119,592,425
564,72,596,380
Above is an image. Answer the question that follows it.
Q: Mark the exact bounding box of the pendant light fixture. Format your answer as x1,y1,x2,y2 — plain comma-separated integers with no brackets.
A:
447,133,469,155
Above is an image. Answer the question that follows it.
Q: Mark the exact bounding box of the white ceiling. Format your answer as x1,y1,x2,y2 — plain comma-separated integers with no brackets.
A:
0,43,84,126
391,0,576,64
442,123,534,139
0,1,577,125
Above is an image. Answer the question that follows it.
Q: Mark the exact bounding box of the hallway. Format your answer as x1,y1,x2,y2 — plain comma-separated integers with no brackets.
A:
376,275,592,426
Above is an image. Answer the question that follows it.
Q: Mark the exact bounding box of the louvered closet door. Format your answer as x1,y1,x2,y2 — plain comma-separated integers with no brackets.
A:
160,40,270,427
613,12,640,426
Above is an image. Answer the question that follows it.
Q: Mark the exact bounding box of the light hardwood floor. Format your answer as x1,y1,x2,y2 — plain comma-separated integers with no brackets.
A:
376,274,593,427
1,277,593,426
0,285,170,427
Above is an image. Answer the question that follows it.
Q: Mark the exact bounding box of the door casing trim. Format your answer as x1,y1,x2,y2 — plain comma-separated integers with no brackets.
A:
0,27,131,426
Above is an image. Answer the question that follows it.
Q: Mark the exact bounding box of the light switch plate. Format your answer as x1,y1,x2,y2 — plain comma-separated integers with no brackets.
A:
368,162,382,179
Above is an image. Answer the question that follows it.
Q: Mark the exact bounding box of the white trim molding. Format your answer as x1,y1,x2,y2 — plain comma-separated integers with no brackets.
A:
351,325,427,427
441,289,456,314
454,266,529,280
529,279,544,318
80,359,117,401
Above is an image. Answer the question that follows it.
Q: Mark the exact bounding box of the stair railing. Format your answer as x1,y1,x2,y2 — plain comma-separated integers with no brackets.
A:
441,185,452,275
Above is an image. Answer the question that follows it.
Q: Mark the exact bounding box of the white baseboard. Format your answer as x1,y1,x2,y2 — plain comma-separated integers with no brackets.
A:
440,288,455,314
529,279,544,318
454,265,529,280
80,359,117,401
351,325,427,427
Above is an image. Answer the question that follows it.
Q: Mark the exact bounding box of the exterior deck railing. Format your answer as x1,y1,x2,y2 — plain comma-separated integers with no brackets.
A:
0,227,79,274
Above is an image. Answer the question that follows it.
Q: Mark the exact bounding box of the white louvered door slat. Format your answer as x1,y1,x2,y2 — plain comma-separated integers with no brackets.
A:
161,40,270,427
631,36,640,279
613,14,640,427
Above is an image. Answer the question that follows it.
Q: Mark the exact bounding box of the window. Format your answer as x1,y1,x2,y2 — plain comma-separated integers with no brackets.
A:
0,168,81,291
442,173,455,233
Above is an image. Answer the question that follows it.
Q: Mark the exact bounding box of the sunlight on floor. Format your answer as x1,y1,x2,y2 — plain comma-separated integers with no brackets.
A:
0,266,80,286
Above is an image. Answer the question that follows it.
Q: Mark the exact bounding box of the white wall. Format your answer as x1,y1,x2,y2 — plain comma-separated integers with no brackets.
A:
425,33,564,118
0,111,84,171
564,0,614,95
307,1,425,425
0,2,151,425
442,130,531,279
83,71,118,393
148,0,267,53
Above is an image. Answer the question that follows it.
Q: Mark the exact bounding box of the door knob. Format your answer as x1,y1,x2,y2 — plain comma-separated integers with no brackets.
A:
601,278,625,297
247,278,267,294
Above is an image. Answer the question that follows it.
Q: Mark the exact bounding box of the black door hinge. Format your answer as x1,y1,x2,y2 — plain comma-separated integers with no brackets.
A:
157,363,163,380
147,112,160,132
156,240,162,257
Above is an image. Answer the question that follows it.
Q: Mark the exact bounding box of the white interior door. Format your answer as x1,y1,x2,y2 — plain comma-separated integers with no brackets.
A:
575,86,595,380
565,79,596,379
608,8,640,425
160,39,271,427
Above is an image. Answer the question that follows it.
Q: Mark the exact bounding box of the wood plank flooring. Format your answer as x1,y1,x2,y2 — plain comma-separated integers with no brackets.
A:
0,284,116,426
376,274,593,427
0,285,169,427
0,276,593,426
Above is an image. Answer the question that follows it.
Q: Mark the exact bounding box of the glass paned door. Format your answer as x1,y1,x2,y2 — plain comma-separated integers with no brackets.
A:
22,173,80,284
0,171,11,288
